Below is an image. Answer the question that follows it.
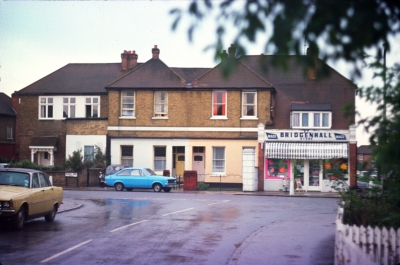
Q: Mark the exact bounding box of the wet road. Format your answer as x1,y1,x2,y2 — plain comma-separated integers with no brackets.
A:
0,190,339,264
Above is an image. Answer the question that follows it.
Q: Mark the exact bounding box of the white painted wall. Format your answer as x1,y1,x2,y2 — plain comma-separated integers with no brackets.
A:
66,135,106,159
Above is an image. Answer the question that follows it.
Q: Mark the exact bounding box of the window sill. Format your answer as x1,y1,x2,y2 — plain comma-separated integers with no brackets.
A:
240,117,258,120
152,116,169,120
291,127,331,129
210,117,228,120
211,174,226,177
119,116,136,119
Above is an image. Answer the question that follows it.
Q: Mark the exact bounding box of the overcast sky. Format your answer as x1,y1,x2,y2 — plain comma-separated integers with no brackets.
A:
1,1,399,145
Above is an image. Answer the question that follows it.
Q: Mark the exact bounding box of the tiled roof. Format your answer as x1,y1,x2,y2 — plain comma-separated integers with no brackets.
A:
291,103,332,111
193,60,274,89
0,93,16,116
358,145,373,154
107,59,188,88
16,63,128,95
29,136,58,147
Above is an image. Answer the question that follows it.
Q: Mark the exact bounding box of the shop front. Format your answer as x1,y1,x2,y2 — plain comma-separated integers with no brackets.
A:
262,129,355,193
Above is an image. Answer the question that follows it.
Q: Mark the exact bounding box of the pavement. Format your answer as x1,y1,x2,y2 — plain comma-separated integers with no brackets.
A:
58,186,340,213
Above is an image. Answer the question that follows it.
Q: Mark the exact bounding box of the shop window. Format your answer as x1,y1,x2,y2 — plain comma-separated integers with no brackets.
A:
323,159,348,180
121,146,133,167
154,91,168,117
39,97,53,119
212,147,225,173
266,159,290,179
212,91,227,118
154,146,166,171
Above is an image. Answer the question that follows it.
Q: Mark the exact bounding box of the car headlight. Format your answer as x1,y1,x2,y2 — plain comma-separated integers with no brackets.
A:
2,201,11,208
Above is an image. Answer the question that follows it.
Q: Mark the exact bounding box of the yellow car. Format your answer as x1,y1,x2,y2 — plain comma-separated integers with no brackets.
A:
0,168,63,230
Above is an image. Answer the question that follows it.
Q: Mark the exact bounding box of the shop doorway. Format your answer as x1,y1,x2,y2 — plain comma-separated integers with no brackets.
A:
293,160,322,191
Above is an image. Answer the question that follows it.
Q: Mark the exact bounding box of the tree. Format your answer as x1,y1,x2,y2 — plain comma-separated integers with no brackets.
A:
171,0,399,76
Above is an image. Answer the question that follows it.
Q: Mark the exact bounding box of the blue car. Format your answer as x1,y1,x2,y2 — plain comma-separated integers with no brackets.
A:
105,167,176,192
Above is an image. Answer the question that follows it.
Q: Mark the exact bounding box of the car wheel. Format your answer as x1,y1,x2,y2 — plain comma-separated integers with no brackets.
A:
115,182,124,191
163,188,171,192
45,205,57,222
153,183,162,192
13,206,26,231
126,188,133,191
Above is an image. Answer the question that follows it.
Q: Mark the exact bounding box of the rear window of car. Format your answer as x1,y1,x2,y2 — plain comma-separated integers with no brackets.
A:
0,171,30,188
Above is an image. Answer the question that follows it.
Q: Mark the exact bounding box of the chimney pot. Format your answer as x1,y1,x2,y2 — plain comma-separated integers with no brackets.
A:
152,45,160,59
121,50,128,71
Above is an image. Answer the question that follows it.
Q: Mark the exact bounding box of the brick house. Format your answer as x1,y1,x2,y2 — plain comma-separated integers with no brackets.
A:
12,45,356,191
0,93,17,161
357,145,374,171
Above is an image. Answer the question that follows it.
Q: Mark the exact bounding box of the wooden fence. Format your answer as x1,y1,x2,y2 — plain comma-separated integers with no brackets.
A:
335,207,400,265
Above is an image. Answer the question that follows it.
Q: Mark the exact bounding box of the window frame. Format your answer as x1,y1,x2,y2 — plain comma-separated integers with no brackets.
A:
154,146,166,171
63,97,76,118
241,91,257,119
211,91,227,119
153,91,168,118
85,97,100,118
7,126,13,140
291,111,331,129
121,145,134,167
212,147,226,175
39,97,54,119
121,91,135,118
84,146,94,162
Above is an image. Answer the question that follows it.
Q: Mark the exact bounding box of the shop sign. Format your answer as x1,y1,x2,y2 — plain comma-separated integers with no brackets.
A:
265,130,348,142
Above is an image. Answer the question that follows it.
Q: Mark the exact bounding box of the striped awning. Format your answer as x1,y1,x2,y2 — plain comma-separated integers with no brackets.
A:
264,142,348,159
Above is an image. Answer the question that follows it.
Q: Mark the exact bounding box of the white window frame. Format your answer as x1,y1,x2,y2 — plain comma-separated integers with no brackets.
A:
39,97,54,119
84,146,94,162
154,146,166,171
291,111,331,129
153,91,168,118
7,126,13,140
241,91,257,119
63,97,76,118
121,91,135,118
359,154,364,161
212,147,226,175
211,91,227,119
121,145,134,167
85,97,100,118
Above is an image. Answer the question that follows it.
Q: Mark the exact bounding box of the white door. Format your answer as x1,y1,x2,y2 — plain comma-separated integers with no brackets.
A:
193,154,205,182
242,148,256,191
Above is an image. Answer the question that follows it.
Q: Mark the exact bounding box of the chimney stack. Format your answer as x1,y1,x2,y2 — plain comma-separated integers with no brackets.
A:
128,50,138,70
121,50,129,71
306,46,318,80
152,45,160,59
228,44,236,58
221,50,228,61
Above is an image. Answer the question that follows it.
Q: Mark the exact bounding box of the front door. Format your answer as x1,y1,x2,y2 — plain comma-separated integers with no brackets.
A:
242,148,256,191
307,160,322,191
175,154,185,177
193,154,205,182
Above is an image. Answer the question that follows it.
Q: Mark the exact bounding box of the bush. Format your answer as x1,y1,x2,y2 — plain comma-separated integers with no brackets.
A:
9,159,62,171
197,183,210,191
65,150,84,171
337,177,400,229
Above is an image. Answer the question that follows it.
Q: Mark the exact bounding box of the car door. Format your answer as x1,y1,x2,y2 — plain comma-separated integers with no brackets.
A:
29,173,44,215
39,173,54,212
130,169,148,188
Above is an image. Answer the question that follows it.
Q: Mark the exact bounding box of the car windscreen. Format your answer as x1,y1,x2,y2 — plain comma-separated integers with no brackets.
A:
144,168,157,176
0,171,30,188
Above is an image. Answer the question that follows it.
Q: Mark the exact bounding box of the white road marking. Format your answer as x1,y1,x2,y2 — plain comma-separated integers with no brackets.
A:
207,200,230,206
40,239,92,263
109,220,148,233
162,208,194,216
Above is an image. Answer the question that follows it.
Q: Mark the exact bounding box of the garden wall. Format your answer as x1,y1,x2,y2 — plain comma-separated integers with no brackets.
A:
45,168,104,188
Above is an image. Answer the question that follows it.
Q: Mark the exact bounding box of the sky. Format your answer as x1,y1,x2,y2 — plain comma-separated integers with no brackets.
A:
1,1,399,146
